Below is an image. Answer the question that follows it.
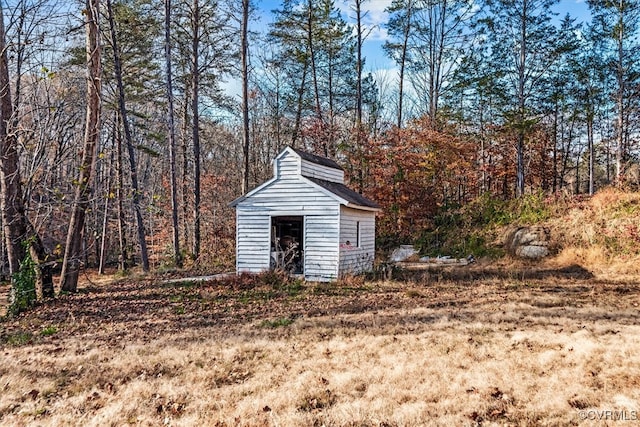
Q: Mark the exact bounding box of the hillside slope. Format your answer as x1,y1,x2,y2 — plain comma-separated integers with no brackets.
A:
545,189,640,278
419,188,640,279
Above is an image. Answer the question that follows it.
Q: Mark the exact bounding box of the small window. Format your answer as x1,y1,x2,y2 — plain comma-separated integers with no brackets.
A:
356,221,361,247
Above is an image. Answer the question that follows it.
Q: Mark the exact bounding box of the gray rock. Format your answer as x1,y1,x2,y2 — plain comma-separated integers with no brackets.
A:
505,226,550,259
515,245,549,259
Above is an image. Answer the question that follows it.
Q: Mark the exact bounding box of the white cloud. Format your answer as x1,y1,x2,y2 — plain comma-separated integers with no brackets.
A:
335,0,393,41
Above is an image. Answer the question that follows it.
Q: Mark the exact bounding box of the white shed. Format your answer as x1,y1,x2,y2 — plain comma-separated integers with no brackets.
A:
230,147,380,281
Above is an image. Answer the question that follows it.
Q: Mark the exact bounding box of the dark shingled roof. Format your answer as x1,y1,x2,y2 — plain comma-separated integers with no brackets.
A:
290,147,343,171
306,177,380,210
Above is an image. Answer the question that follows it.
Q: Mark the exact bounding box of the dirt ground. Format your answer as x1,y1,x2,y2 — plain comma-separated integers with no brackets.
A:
1,264,640,426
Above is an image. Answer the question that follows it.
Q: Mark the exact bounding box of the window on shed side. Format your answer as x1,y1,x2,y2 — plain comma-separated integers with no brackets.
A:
356,221,361,247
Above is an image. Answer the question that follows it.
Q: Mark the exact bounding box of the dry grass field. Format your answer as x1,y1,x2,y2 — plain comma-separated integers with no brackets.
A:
1,262,640,427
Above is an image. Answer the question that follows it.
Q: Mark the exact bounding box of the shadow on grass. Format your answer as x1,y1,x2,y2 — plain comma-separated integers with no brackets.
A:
2,265,640,346
392,263,595,282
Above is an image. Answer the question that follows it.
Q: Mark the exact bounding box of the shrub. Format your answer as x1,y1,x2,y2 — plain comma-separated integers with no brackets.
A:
9,253,37,316
5,331,33,346
411,193,553,258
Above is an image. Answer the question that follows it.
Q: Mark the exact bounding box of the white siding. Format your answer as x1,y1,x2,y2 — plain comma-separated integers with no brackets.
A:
276,150,301,179
235,177,340,280
338,207,376,275
300,159,344,183
237,178,338,213
304,215,339,281
236,210,271,273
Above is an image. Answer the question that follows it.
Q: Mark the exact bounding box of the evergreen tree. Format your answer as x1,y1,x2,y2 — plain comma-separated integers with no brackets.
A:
269,0,355,155
482,0,564,197
172,0,234,261
587,0,640,185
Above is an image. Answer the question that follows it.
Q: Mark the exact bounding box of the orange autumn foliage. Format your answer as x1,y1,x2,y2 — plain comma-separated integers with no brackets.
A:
357,117,477,240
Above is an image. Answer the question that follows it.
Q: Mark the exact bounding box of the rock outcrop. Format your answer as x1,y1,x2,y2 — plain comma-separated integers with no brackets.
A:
505,226,550,259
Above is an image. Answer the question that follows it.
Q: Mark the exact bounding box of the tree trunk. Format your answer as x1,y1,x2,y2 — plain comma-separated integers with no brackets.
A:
306,0,324,155
98,149,112,275
615,0,625,185
241,0,250,194
59,0,101,292
516,0,527,198
107,0,149,272
397,0,413,129
292,62,308,147
164,0,182,267
587,102,595,196
0,5,27,281
575,151,581,194
354,0,364,192
552,98,558,193
191,0,201,261
115,113,128,271
426,0,447,123
27,220,53,298
181,93,189,249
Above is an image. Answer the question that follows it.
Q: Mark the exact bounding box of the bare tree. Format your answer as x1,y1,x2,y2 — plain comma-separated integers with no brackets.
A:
191,0,202,261
59,0,101,292
114,112,128,270
241,0,250,194
0,3,28,285
352,0,369,192
384,0,415,128
165,0,181,267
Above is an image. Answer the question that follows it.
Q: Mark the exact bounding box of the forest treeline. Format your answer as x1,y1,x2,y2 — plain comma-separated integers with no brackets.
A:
1,0,639,311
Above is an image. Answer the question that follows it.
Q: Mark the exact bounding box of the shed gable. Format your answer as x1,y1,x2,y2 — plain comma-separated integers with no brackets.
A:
275,148,301,179
235,177,340,214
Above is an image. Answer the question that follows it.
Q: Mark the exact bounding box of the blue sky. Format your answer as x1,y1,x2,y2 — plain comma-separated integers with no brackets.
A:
217,0,592,107
257,0,591,72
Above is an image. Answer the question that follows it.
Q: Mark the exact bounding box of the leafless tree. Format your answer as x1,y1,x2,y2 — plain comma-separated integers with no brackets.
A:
59,0,102,292
165,0,181,267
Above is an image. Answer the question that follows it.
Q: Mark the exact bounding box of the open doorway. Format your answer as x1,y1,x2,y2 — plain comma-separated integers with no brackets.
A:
271,216,304,274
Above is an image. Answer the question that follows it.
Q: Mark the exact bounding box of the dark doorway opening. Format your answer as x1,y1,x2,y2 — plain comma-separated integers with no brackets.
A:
271,216,304,274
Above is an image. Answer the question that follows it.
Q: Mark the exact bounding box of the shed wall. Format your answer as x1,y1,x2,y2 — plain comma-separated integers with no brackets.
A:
301,158,344,183
235,177,340,280
235,210,271,272
304,214,339,281
338,207,376,275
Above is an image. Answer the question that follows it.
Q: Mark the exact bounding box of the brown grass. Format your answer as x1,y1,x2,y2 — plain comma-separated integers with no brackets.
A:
538,188,640,280
2,264,640,426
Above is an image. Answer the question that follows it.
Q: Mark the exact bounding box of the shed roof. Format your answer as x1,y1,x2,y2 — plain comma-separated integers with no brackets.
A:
229,147,379,211
306,177,380,210
290,147,343,171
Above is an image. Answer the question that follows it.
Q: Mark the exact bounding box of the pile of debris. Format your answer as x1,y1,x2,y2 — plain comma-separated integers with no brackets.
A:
389,245,475,268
